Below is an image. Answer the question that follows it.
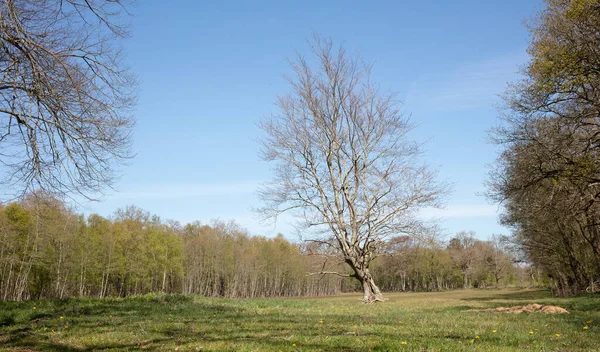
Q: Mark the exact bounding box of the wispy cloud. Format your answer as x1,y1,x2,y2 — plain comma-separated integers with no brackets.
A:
405,53,528,112
107,181,261,200
420,204,498,219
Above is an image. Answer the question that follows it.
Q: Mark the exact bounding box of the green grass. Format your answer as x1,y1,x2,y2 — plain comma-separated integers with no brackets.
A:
0,289,598,351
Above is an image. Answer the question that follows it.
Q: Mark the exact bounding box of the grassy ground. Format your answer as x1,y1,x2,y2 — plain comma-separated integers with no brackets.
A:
0,289,598,351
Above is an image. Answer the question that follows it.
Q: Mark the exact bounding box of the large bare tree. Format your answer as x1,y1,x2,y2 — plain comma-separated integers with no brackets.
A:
0,0,136,199
258,36,446,303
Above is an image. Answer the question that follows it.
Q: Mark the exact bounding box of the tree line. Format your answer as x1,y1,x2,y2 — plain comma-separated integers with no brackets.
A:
0,195,346,301
488,0,600,296
0,195,533,301
371,232,537,292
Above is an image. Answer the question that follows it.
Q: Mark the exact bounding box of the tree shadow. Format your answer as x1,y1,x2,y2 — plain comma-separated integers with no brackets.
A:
0,313,16,327
455,289,600,336
2,292,597,351
460,289,551,302
0,295,252,351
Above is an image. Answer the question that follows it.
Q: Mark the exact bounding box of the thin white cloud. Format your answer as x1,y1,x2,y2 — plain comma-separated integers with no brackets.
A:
107,181,261,200
406,53,528,112
172,211,298,238
420,204,498,219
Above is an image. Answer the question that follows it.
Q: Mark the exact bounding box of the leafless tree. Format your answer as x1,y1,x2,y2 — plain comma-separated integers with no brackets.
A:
0,0,136,199
258,36,447,303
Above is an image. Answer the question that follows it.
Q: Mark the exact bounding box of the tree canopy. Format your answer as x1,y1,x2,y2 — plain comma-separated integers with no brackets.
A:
489,0,600,295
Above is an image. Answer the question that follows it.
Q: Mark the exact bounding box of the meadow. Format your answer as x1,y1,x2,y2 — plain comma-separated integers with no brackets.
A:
0,289,598,351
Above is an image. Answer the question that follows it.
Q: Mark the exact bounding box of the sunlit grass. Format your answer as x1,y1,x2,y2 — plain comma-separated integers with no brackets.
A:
0,289,598,351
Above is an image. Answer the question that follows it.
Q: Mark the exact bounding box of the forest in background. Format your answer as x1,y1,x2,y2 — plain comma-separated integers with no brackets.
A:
0,194,537,301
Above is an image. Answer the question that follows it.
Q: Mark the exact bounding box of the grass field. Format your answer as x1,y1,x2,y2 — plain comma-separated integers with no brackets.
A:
0,289,598,351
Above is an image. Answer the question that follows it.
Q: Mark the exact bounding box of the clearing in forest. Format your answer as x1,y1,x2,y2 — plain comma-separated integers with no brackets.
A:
0,289,598,351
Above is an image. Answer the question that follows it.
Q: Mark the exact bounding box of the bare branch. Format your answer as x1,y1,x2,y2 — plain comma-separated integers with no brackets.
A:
0,0,136,200
258,34,447,303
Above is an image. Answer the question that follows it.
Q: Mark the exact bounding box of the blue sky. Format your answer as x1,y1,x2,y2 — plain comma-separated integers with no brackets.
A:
80,0,542,241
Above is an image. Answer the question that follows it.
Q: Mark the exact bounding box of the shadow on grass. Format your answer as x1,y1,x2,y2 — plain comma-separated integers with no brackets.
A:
0,295,257,351
458,289,600,313
456,289,600,335
460,289,552,302
2,292,599,351
4,334,173,352
0,313,16,327
1,295,380,351
4,327,83,351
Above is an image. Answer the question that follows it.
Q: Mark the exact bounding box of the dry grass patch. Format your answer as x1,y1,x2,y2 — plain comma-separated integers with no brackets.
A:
467,303,569,314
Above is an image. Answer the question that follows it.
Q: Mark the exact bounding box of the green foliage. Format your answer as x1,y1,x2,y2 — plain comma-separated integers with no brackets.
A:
0,200,188,300
0,198,348,301
372,233,518,291
491,0,600,296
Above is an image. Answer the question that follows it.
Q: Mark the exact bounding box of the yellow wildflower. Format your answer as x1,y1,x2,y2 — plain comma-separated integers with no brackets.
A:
529,331,534,335
401,341,407,345
60,316,64,319
33,306,36,310
292,343,296,347
475,336,480,339
555,333,560,337
583,326,589,330
492,330,497,333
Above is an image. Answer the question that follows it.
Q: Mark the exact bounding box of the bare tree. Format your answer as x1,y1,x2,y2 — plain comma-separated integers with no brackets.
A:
0,0,136,199
258,36,446,303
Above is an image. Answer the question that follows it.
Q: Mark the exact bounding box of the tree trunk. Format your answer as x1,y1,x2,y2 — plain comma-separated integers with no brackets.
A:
358,269,384,303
